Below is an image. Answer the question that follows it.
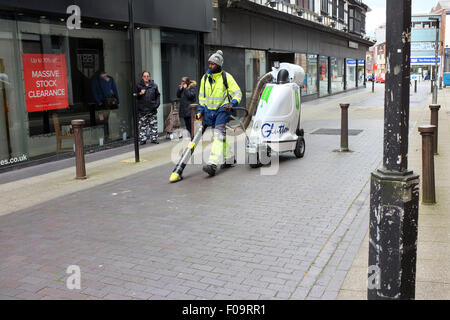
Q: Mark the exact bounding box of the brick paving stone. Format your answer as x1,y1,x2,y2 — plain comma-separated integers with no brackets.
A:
164,283,191,294
101,276,125,286
81,287,109,298
200,277,226,287
36,287,89,300
291,286,311,299
321,290,339,300
128,290,153,300
0,288,26,297
102,284,131,296
308,285,326,298
187,288,216,299
104,293,133,300
205,285,234,296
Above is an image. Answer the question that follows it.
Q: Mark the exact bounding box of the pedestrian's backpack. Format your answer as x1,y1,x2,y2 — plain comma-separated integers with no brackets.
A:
164,101,180,134
203,71,232,104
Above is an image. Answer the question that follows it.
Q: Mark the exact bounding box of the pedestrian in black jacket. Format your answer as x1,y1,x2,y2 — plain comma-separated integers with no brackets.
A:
136,71,161,144
176,76,197,137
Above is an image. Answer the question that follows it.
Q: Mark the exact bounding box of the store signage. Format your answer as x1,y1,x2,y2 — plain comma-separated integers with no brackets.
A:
22,54,69,112
349,41,359,49
346,59,365,66
410,57,441,65
411,42,436,51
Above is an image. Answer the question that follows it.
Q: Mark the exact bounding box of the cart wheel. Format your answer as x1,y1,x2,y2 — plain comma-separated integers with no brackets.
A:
249,161,263,168
294,137,305,158
248,151,262,168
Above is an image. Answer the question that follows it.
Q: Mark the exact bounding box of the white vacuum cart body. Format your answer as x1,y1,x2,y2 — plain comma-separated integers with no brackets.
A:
247,63,306,165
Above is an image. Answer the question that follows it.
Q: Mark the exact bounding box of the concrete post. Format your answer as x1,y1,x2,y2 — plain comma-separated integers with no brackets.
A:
340,103,350,152
71,119,86,180
419,125,436,204
368,0,419,300
429,104,440,155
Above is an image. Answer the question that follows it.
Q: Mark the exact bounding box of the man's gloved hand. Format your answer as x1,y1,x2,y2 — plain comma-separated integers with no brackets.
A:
195,113,203,120
224,104,233,112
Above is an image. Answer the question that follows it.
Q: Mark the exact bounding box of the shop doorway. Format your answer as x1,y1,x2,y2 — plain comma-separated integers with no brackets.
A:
267,51,295,71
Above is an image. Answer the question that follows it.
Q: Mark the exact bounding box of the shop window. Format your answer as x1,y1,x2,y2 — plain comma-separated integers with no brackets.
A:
295,53,317,96
245,50,266,107
330,57,344,93
0,12,133,164
346,59,357,89
160,30,199,133
358,60,365,87
319,56,329,97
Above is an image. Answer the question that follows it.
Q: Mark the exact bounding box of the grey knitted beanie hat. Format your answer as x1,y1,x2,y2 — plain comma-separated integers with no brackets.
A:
208,50,224,67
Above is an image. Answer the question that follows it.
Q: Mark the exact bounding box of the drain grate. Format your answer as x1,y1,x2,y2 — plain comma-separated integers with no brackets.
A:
311,128,363,136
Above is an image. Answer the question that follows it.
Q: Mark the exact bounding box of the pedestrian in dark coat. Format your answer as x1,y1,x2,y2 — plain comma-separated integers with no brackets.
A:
176,76,197,137
136,71,161,144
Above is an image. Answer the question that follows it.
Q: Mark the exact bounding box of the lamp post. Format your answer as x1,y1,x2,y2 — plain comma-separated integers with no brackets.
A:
129,0,140,163
368,0,420,300
430,17,440,104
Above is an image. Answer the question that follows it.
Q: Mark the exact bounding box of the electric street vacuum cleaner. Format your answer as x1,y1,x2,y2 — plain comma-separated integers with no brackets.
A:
246,62,306,168
169,62,306,183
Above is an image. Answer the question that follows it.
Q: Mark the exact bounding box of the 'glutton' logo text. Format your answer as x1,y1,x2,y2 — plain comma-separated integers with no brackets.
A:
261,123,289,138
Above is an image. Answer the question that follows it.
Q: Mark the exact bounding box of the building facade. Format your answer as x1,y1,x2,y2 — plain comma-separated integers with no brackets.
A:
411,14,443,81
208,0,371,106
0,0,372,172
432,1,450,73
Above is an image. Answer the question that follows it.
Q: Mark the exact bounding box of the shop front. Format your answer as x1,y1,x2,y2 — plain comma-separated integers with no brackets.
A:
0,0,212,171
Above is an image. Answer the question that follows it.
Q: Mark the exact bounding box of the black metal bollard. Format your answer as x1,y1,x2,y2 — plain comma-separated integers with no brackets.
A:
340,103,350,152
72,119,87,180
414,80,417,93
429,104,440,155
419,125,436,204
372,80,375,93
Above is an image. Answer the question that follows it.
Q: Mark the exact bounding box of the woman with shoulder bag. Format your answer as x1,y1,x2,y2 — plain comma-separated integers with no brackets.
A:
176,76,197,137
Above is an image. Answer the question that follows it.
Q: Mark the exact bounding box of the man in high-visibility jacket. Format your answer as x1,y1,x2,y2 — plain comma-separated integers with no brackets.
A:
197,50,242,176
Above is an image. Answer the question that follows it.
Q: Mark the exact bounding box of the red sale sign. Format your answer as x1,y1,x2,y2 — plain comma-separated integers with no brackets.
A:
22,54,69,112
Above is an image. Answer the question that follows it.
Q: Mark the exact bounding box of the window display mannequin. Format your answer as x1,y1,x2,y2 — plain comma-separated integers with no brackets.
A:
91,71,119,141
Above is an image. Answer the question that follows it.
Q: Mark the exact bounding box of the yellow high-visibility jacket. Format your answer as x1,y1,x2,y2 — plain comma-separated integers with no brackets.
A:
198,71,242,113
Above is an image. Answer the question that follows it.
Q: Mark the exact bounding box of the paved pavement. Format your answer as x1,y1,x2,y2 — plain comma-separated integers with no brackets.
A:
0,82,439,300
338,83,450,300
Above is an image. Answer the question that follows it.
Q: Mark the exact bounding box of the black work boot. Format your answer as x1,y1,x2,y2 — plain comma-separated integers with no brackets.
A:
202,164,217,177
220,158,236,169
